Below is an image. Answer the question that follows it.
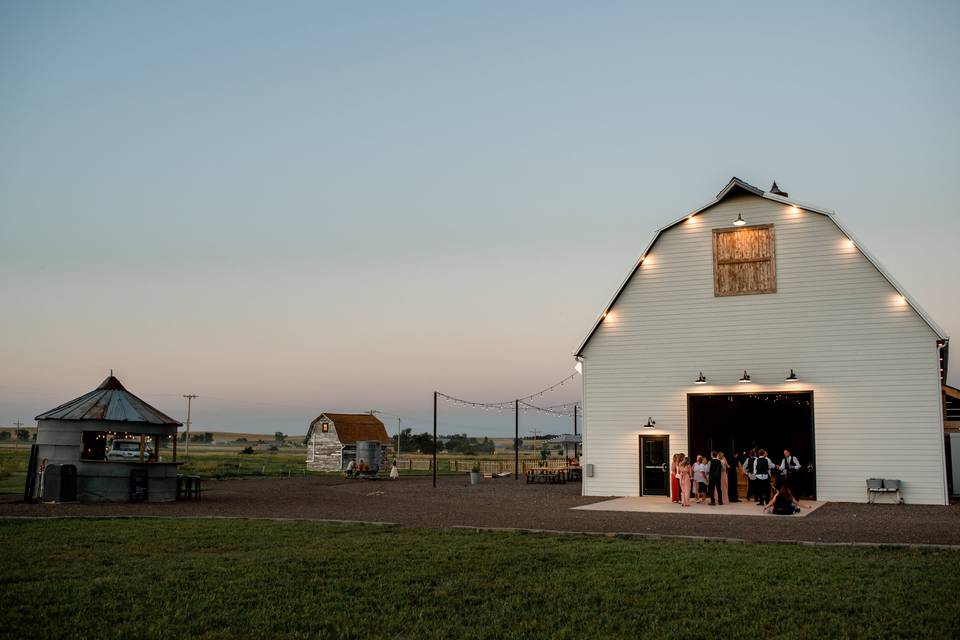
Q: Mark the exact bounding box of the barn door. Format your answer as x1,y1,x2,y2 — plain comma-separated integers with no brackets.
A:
639,435,669,496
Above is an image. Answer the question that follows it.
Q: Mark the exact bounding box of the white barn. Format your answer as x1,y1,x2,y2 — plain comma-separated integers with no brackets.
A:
575,178,950,504
304,412,391,472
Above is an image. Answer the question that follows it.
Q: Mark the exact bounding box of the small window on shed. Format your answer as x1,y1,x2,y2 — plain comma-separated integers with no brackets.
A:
80,431,107,461
712,224,777,296
321,422,330,433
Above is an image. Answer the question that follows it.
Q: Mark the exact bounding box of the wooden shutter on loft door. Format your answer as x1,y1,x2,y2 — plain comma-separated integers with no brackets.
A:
712,224,776,297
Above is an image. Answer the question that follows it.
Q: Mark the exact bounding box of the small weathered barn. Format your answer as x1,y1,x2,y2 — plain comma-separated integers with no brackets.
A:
305,413,391,472
29,375,182,502
575,178,950,504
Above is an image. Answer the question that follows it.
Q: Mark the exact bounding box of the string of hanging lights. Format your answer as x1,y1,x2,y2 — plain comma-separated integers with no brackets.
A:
437,371,580,412
518,400,579,417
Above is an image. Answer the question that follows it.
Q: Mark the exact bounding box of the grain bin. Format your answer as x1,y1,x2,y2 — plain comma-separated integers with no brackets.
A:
355,440,382,470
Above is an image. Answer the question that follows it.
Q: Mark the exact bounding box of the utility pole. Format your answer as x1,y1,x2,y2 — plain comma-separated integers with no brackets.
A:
432,392,437,488
396,417,401,461
13,419,23,450
183,394,198,457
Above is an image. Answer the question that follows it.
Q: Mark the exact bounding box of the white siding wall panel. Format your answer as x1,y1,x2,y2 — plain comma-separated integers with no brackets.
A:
581,194,945,504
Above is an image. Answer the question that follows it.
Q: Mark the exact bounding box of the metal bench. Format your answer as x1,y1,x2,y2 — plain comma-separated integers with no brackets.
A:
866,478,903,504
176,474,202,501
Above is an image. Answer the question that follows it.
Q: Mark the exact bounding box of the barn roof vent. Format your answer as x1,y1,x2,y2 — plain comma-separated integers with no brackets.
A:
769,181,789,197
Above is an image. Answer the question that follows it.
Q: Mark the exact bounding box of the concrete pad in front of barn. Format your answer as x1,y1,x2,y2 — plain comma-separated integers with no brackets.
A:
573,496,825,517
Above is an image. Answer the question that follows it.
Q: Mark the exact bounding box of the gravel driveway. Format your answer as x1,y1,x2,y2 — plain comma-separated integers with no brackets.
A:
2,475,958,546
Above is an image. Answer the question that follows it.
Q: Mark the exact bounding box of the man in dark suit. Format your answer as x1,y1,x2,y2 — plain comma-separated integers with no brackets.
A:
708,450,724,505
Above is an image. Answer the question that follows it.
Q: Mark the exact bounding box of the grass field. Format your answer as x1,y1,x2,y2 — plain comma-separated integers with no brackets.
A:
1,518,957,639
0,446,501,494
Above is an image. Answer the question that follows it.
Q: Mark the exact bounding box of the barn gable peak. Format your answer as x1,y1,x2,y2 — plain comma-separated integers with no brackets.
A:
573,178,947,357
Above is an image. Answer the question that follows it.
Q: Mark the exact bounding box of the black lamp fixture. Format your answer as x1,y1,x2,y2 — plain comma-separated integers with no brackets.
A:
694,371,707,385
785,369,799,382
644,417,656,428
733,213,746,226
738,370,751,383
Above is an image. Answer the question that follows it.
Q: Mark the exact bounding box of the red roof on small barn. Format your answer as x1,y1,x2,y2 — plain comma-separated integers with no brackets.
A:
309,413,390,444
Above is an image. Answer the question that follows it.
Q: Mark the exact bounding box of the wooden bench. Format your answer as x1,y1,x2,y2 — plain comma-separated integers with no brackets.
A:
526,468,567,484
866,478,903,504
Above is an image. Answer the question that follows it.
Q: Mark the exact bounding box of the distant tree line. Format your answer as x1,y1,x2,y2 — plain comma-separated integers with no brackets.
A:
179,432,215,443
400,429,495,455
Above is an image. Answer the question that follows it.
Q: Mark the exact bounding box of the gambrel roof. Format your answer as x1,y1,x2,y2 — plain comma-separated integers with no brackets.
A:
304,412,391,445
574,177,948,357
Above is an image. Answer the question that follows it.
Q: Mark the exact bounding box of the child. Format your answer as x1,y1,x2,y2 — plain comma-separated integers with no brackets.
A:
678,457,692,507
694,455,709,504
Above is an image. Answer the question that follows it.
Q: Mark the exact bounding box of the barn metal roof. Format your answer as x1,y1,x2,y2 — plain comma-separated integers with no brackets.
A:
574,177,949,357
35,375,182,425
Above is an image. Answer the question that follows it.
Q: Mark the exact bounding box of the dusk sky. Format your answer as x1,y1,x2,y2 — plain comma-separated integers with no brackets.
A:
2,1,958,437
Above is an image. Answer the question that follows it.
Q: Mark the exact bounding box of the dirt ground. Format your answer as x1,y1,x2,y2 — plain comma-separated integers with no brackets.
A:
2,475,958,546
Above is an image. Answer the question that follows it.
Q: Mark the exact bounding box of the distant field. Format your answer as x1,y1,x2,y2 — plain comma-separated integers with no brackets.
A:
0,445,538,494
1,518,958,639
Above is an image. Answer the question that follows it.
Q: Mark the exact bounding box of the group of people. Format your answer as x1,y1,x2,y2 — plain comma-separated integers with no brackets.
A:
670,448,808,515
344,458,401,480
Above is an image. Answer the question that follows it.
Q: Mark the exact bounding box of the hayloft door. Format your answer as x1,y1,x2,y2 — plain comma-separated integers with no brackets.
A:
639,435,669,496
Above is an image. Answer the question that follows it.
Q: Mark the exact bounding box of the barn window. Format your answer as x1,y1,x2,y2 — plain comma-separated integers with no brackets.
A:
321,422,329,433
712,224,777,296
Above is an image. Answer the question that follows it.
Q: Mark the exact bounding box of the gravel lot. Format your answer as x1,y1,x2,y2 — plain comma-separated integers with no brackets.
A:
2,475,958,546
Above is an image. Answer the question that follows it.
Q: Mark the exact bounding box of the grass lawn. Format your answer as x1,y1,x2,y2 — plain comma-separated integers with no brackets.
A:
0,448,484,495
1,519,957,639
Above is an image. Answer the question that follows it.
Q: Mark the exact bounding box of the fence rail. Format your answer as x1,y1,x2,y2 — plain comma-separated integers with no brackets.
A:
394,458,563,473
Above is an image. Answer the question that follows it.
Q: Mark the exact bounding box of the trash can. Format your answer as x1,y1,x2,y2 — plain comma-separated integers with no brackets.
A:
42,464,78,502
130,468,149,502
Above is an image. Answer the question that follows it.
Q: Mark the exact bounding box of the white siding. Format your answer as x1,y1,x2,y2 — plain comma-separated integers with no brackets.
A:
305,422,345,472
581,193,946,504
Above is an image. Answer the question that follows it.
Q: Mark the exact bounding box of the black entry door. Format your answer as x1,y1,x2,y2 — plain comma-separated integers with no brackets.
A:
639,435,670,496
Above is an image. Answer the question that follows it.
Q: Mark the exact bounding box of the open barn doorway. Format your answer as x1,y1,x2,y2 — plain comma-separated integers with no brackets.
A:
687,392,815,499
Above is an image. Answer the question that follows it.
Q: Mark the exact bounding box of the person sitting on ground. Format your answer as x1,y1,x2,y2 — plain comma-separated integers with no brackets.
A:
357,459,368,474
763,483,807,515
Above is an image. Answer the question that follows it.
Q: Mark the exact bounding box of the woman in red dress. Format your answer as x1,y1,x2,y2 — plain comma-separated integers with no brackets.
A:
670,453,682,503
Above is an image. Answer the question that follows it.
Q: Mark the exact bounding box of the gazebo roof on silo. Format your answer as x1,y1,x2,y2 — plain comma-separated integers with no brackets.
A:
35,375,182,426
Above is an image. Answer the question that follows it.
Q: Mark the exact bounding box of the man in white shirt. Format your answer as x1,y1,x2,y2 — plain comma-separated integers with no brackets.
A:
743,449,758,502
780,449,802,493
754,449,774,505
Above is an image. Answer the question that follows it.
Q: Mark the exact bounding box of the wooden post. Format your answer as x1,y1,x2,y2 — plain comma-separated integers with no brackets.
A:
172,430,178,462
432,391,437,488
139,433,145,463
